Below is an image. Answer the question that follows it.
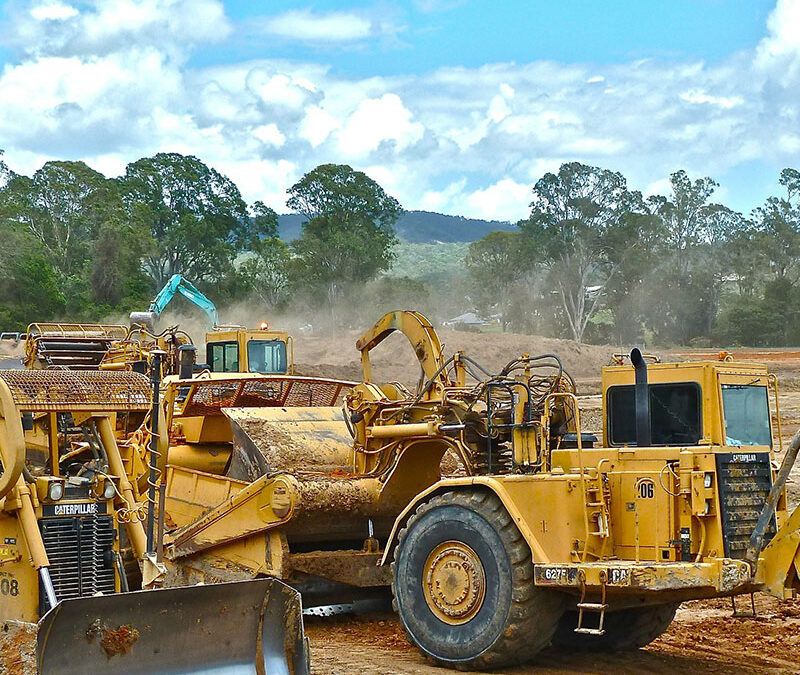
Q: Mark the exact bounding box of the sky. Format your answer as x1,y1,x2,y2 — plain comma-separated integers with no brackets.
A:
0,0,797,221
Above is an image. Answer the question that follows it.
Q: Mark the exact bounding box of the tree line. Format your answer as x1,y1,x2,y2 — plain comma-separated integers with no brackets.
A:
466,163,800,347
0,148,798,347
0,153,403,331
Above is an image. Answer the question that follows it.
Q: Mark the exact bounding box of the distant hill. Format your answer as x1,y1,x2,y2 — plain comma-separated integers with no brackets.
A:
277,210,515,244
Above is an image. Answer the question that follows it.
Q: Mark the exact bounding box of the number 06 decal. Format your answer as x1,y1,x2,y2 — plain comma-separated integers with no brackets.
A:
635,478,655,499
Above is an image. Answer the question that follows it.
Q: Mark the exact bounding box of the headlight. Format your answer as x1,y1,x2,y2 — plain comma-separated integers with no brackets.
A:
103,480,116,500
704,473,713,489
48,481,64,501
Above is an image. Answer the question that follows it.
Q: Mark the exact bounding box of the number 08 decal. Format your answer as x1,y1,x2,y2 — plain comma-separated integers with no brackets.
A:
0,578,18,596
635,478,655,499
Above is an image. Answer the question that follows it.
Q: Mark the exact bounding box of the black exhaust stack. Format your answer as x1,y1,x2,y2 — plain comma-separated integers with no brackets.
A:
179,344,197,380
630,348,651,447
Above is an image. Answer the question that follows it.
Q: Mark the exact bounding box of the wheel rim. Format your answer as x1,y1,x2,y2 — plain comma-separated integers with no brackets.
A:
422,540,486,625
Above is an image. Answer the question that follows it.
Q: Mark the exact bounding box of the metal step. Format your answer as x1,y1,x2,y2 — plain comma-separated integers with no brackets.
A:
577,602,607,611
575,627,605,635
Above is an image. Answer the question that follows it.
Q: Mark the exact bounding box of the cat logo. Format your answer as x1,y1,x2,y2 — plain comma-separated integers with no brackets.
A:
54,502,99,516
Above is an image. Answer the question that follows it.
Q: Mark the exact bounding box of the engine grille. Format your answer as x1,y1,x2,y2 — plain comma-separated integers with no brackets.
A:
39,515,116,609
715,452,776,558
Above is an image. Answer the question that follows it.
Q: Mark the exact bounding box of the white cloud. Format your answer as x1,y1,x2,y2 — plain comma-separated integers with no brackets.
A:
10,0,231,59
1,0,800,222
680,89,744,109
337,94,424,157
757,0,800,60
298,105,339,147
30,2,78,21
252,124,285,147
260,9,374,43
420,178,468,213
246,71,318,110
466,179,531,222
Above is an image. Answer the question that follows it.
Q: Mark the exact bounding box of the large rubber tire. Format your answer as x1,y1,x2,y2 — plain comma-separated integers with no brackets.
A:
552,602,679,651
392,490,565,671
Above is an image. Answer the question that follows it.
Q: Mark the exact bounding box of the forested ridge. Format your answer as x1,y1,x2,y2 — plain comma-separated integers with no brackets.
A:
1,149,798,347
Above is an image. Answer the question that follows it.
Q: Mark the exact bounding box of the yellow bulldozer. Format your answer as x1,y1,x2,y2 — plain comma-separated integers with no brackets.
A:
0,368,309,674
146,310,800,671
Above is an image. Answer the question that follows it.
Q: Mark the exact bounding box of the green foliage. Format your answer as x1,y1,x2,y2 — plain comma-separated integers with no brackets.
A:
287,163,402,227
3,147,800,349
465,231,526,329
389,241,469,282
0,228,65,329
239,238,292,309
0,161,110,277
120,153,255,286
287,164,402,322
517,162,650,341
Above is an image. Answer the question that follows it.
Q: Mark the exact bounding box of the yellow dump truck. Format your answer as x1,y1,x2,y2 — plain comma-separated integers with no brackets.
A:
148,310,800,671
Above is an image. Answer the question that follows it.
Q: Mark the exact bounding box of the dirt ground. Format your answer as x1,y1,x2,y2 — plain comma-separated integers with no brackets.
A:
306,594,800,675
296,334,800,675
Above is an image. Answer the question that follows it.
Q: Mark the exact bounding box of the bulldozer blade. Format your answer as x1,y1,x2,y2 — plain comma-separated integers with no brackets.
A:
36,578,309,675
224,406,354,480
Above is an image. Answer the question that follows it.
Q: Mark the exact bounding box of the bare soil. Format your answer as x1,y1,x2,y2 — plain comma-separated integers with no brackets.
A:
294,328,615,393
307,595,800,675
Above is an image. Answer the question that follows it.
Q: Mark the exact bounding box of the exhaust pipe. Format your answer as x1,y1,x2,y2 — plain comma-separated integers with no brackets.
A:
630,348,651,447
178,344,196,380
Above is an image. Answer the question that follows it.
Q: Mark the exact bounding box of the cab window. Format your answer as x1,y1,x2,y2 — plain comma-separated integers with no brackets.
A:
246,340,287,374
208,341,239,373
608,382,702,446
722,385,771,446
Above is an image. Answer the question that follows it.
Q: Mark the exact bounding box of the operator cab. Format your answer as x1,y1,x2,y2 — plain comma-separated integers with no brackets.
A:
205,326,293,375
602,358,774,448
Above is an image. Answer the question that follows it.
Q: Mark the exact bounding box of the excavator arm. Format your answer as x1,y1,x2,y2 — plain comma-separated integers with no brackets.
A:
130,274,219,329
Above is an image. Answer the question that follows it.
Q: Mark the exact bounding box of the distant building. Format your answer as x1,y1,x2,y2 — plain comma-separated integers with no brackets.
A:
442,312,496,328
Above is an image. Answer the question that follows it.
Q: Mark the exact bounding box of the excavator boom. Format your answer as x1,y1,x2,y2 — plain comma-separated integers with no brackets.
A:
130,274,219,329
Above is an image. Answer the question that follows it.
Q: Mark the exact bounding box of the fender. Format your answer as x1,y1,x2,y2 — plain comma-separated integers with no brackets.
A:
379,476,550,566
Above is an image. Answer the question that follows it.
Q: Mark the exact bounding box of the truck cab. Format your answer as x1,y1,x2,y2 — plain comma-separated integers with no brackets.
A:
597,357,784,563
602,358,775,449
205,326,293,375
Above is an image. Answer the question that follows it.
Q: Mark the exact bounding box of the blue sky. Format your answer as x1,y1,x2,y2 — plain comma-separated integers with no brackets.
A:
209,1,775,74
0,0,797,220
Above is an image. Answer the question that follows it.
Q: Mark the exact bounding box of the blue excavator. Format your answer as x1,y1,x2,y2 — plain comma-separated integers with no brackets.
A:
129,274,292,375
129,274,219,329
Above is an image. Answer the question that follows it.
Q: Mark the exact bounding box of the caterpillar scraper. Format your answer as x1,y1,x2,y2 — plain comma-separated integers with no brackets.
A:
0,368,308,675
153,310,800,671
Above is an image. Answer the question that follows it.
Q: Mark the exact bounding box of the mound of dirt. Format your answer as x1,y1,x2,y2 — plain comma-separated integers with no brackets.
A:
294,329,616,393
0,340,24,360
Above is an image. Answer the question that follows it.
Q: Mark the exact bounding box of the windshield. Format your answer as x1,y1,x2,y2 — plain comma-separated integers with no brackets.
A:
208,341,239,373
247,339,287,374
722,385,771,447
